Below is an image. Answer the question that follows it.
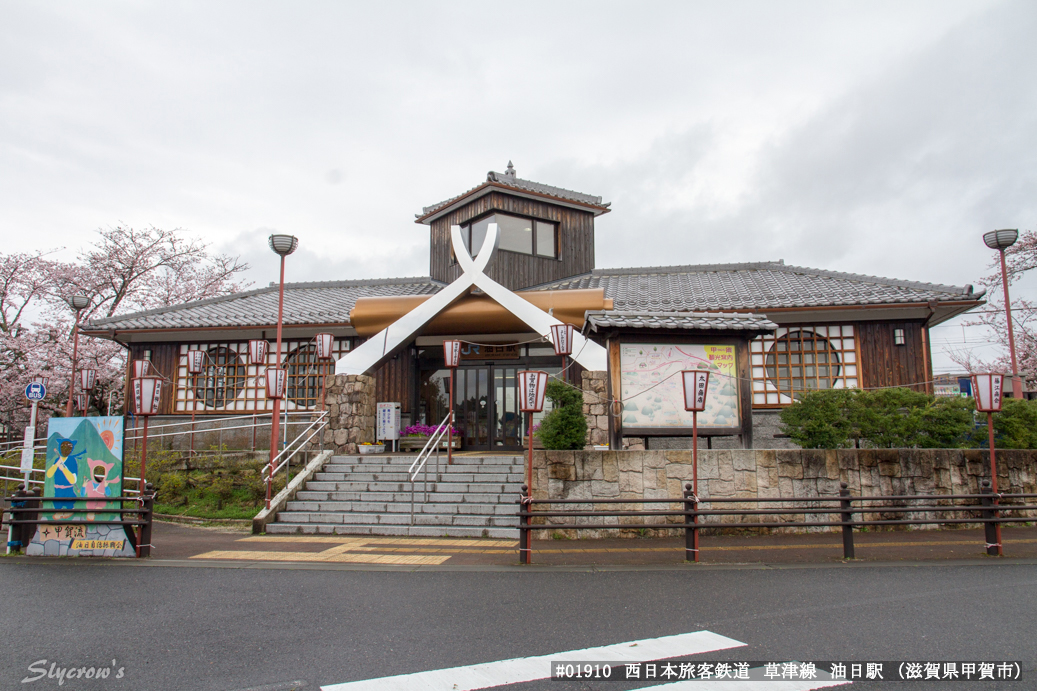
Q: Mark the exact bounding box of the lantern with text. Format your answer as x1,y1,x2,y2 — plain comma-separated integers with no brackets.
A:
31,374,50,389
550,323,574,383
186,350,205,374
314,333,335,411
442,340,462,465
972,372,1005,556
80,368,97,392
517,369,548,564
265,367,287,400
74,393,88,412
249,339,269,365
681,369,711,562
131,375,164,504
132,359,151,378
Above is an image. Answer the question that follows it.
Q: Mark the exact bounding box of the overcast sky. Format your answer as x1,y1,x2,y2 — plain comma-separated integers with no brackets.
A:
2,1,1035,373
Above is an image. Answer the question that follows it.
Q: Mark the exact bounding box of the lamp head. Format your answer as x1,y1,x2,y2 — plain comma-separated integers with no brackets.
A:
68,295,90,311
268,234,299,257
983,229,1019,250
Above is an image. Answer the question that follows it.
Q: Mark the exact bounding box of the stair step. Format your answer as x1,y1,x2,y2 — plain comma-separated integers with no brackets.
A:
284,500,517,515
277,511,517,527
264,523,518,538
314,472,525,483
296,490,519,504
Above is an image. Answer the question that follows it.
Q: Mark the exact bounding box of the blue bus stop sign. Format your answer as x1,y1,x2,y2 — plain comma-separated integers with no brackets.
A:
25,382,46,401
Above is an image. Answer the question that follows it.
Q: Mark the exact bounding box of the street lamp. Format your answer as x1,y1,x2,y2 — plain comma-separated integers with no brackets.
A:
248,340,269,451
983,230,1022,399
315,333,335,411
65,294,90,417
266,234,298,509
443,340,462,466
131,374,163,512
186,350,207,457
550,323,574,384
681,369,710,563
972,372,1005,557
517,369,548,565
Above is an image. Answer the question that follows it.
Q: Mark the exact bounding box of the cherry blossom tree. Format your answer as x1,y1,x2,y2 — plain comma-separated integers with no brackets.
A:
0,226,249,439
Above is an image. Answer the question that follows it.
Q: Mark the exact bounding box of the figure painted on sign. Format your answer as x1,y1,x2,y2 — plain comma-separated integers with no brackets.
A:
46,438,83,519
83,458,117,519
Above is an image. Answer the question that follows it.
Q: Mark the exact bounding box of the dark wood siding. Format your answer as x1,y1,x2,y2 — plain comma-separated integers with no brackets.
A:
126,343,180,414
429,191,596,289
857,321,932,393
374,346,415,415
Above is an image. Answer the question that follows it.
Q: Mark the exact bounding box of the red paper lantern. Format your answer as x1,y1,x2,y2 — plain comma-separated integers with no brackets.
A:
550,323,574,357
972,373,1004,413
443,340,462,368
316,333,335,360
681,370,710,412
132,376,164,415
249,339,269,365
186,350,206,374
80,368,97,392
518,370,549,412
265,367,287,399
132,359,151,378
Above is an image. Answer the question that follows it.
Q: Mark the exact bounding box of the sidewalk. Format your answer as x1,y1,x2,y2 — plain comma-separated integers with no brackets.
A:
150,521,1037,567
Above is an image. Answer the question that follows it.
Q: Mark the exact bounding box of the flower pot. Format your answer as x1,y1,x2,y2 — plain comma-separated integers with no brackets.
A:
358,444,385,454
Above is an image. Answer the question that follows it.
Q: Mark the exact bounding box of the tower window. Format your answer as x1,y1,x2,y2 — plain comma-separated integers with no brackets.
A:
459,212,557,260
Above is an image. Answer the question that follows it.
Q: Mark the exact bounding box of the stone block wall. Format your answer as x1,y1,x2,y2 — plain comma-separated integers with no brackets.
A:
529,448,1037,538
581,370,609,448
321,374,376,454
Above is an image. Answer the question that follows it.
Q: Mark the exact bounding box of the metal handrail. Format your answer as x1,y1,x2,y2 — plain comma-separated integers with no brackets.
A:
409,414,451,525
264,411,328,479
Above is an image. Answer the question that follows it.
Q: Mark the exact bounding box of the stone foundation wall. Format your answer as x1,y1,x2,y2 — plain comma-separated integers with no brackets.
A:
530,448,1037,538
321,374,376,454
581,370,609,448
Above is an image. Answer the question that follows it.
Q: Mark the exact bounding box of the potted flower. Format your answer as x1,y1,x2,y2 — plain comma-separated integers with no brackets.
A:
358,442,385,454
399,423,461,452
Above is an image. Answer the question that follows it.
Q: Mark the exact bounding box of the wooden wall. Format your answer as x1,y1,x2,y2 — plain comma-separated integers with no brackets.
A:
374,347,415,416
857,321,932,393
126,343,180,415
429,192,596,290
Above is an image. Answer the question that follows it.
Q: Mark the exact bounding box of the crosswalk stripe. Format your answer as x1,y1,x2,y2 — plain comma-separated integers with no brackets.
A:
320,630,745,691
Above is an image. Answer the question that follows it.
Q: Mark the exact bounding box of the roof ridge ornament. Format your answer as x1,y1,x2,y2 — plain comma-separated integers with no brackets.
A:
335,223,608,376
505,161,516,178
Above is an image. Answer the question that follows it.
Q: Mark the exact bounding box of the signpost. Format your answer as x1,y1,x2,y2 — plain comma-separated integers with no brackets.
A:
21,381,47,483
377,402,401,451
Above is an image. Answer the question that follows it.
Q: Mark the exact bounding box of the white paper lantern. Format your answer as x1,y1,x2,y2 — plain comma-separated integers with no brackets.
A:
518,370,549,412
972,373,1004,413
249,340,269,365
132,376,164,416
316,333,335,360
681,370,711,413
265,367,287,399
443,340,462,369
80,368,97,391
550,323,574,357
74,393,88,411
186,350,206,374
132,359,151,378
31,374,50,389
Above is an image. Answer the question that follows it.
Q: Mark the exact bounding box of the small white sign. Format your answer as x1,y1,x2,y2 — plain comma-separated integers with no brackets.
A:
377,402,401,441
20,425,35,473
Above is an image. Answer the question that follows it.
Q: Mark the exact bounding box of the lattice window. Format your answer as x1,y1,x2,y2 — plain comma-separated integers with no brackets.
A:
750,325,859,407
175,339,350,413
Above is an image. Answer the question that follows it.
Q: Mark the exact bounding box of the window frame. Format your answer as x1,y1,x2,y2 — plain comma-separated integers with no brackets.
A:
749,325,860,408
451,211,559,263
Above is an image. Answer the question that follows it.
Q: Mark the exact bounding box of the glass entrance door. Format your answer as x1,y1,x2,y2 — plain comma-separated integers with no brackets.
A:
455,367,490,449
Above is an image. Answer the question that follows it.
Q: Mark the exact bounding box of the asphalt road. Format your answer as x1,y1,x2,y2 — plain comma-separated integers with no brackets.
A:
1,560,1034,690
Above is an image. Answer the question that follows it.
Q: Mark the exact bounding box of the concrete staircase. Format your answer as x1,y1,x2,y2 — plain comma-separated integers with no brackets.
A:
265,453,524,538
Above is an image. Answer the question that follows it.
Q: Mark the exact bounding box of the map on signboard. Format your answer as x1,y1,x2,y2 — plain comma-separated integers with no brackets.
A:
620,343,740,429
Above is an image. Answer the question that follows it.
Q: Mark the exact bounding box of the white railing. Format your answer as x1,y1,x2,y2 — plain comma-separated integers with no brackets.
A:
262,410,329,508
408,414,452,524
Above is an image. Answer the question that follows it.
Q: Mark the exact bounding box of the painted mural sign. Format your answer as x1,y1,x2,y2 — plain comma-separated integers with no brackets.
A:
26,416,136,557
620,343,740,429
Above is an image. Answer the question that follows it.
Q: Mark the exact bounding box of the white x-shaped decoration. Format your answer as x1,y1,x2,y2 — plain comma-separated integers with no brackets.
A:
336,223,608,375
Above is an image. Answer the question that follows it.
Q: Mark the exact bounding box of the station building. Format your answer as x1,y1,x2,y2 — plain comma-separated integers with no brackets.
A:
82,164,985,450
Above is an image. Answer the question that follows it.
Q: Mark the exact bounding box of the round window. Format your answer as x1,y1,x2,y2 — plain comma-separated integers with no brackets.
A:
285,344,327,408
764,330,841,399
194,346,246,408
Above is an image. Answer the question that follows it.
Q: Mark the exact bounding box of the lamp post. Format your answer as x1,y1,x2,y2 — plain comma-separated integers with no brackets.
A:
443,340,461,465
186,350,206,457
315,333,335,411
65,295,90,417
681,369,710,563
248,340,269,451
550,323,574,384
972,372,1004,557
131,374,163,501
983,230,1023,399
517,369,547,564
266,234,298,508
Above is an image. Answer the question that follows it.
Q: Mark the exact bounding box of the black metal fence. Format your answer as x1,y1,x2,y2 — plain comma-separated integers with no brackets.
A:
516,480,1037,564
3,484,155,557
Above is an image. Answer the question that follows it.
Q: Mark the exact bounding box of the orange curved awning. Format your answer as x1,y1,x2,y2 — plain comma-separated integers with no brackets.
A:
350,289,613,337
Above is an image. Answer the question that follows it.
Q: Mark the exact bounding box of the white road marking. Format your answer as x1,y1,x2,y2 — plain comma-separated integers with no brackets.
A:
320,630,745,691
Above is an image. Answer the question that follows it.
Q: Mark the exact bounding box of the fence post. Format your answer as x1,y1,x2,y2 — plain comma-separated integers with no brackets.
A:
839,481,855,560
519,484,531,565
980,479,1000,557
683,483,699,563
138,483,155,558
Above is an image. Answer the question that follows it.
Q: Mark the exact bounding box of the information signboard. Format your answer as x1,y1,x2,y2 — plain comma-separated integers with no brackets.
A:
377,402,401,441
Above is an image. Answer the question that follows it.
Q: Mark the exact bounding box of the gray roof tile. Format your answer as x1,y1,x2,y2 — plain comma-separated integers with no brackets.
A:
527,260,983,311
83,277,441,332
585,311,777,333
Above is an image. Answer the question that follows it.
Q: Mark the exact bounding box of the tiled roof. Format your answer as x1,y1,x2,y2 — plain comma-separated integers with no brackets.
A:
82,277,442,331
585,311,777,333
527,261,984,311
418,163,609,220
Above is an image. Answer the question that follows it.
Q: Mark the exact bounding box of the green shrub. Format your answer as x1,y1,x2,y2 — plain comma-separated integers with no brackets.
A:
976,398,1037,449
537,380,587,450
778,389,858,449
